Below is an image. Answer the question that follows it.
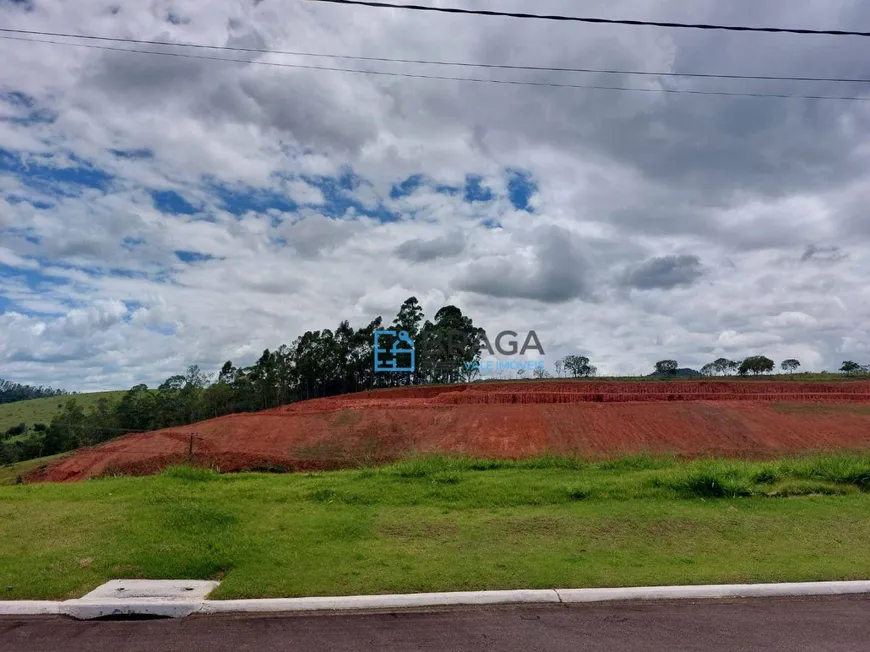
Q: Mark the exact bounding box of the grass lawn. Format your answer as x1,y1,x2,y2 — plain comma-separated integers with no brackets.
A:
1,454,870,600
0,391,126,434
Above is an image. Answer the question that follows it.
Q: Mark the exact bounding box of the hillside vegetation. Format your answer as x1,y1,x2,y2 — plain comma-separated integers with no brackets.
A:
0,391,126,434
0,378,66,405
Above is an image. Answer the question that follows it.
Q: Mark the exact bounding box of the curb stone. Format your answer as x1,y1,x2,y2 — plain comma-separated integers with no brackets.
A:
2,581,869,620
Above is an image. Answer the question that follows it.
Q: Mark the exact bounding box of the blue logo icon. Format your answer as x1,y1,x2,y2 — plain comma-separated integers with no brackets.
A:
374,330,415,373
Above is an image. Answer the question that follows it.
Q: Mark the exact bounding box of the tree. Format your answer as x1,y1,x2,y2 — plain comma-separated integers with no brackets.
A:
391,298,424,386
417,306,486,385
739,356,775,376
841,361,862,375
564,355,595,378
218,361,236,385
116,384,156,432
711,358,738,376
781,359,801,374
700,363,716,377
655,360,679,376
533,367,548,380
554,359,563,378
84,398,119,445
43,399,87,455
393,297,424,339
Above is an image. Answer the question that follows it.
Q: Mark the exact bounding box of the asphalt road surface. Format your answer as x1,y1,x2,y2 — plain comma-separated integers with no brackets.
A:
1,596,868,652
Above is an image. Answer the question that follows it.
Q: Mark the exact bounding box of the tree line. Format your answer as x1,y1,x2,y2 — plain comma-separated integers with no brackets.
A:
0,378,67,405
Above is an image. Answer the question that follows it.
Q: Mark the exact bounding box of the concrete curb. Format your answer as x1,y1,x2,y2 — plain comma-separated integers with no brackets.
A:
0,601,60,616
200,589,559,614
553,581,870,603
2,581,869,620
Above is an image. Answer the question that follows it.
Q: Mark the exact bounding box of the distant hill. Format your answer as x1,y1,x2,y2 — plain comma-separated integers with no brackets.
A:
0,391,126,435
647,368,703,379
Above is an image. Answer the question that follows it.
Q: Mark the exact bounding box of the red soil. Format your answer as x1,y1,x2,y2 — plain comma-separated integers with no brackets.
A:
26,381,870,482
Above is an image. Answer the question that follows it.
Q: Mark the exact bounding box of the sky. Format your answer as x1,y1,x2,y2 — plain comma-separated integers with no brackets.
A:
2,0,870,391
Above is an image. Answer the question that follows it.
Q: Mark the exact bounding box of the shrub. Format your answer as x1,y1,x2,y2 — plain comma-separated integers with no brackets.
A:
666,469,754,498
752,468,780,485
791,455,870,490
3,423,26,438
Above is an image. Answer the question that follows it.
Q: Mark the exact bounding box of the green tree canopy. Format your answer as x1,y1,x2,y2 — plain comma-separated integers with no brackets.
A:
739,356,775,376
655,360,679,376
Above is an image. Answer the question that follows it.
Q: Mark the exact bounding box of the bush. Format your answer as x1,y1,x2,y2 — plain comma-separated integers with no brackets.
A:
3,423,26,438
665,468,754,498
788,455,870,490
752,468,781,485
0,443,18,466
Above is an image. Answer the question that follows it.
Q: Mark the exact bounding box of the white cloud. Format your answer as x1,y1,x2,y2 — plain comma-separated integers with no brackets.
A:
3,0,870,389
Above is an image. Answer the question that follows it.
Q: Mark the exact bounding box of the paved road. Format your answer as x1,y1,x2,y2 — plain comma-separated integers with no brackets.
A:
1,596,868,651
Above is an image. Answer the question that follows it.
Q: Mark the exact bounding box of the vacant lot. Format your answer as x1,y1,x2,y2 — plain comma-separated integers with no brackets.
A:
28,381,870,482
2,454,870,600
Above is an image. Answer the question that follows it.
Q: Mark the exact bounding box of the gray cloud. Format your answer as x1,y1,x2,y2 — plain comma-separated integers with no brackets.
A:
395,231,465,263
801,244,846,264
456,226,593,304
6,0,870,387
623,255,706,291
282,214,364,259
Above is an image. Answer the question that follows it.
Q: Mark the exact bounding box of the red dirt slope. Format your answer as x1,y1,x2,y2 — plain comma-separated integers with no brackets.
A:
26,381,870,482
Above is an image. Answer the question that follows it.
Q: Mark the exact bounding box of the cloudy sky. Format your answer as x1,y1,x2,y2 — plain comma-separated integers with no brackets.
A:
2,0,870,390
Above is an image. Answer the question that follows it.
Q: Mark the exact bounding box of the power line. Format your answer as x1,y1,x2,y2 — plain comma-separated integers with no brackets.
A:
4,34,870,102
306,0,870,37
3,26,870,85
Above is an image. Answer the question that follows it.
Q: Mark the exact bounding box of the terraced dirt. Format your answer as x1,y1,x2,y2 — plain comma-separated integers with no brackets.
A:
26,381,870,482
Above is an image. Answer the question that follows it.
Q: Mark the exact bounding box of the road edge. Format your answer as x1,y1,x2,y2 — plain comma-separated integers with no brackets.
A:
2,581,869,619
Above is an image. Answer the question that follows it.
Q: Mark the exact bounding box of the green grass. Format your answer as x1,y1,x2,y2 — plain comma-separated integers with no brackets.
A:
0,391,126,434
3,453,870,600
0,454,65,486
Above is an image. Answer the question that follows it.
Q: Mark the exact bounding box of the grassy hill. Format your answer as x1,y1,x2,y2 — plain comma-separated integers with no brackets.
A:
0,391,126,434
0,453,65,485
